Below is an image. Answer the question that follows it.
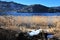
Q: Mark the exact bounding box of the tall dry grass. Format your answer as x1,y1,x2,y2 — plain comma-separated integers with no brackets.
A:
0,16,60,38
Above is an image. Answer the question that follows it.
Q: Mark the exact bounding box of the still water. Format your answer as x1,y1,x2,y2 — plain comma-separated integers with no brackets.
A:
0,11,60,16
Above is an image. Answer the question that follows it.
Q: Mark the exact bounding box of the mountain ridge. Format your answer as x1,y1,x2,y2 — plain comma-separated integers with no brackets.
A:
0,1,60,13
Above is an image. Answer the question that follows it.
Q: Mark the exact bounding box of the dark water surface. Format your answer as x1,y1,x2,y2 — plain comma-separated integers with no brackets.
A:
0,11,60,16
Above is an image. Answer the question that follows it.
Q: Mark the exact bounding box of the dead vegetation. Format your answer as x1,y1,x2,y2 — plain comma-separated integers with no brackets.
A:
0,16,60,38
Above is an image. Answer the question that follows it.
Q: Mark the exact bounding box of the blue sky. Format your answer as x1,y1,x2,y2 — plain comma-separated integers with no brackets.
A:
1,0,60,7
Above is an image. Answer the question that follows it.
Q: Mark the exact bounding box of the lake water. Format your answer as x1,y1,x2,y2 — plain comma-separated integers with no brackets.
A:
0,11,60,16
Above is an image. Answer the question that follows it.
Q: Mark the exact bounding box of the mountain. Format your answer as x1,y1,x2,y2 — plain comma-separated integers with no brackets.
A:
51,6,60,10
48,6,60,13
0,1,60,13
0,1,27,12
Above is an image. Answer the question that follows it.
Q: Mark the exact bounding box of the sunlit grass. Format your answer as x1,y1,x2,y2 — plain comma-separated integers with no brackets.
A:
0,16,60,37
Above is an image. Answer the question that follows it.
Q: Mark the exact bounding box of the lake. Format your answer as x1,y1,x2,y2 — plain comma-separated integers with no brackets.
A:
0,11,60,16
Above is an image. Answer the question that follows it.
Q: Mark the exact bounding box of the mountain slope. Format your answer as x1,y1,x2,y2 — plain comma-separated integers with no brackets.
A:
0,1,60,13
